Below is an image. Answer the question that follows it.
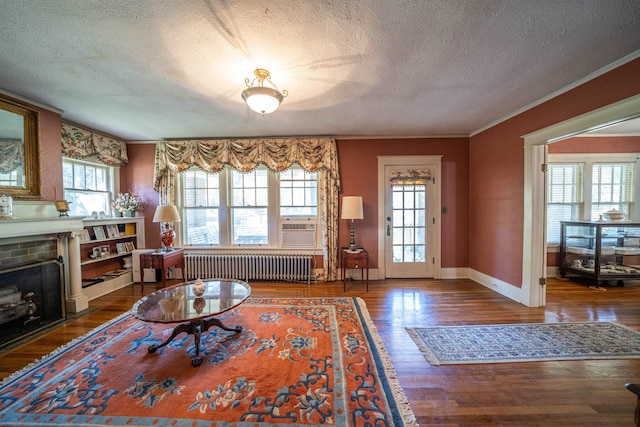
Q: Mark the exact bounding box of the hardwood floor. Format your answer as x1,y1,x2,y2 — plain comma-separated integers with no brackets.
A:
1,276,639,426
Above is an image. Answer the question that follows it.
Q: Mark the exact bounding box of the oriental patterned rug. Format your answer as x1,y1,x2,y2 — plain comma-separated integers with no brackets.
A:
0,297,416,427
407,322,640,366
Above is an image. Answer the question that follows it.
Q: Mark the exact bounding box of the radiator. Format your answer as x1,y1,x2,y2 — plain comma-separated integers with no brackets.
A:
185,253,313,284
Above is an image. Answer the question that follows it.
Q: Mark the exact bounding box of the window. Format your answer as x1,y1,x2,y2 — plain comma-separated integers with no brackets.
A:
547,163,584,244
180,165,318,247
63,158,114,216
591,163,635,219
547,154,638,244
230,168,268,245
279,168,317,217
183,170,221,245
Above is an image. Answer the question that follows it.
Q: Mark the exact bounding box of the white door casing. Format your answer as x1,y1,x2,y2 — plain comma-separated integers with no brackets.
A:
378,155,442,279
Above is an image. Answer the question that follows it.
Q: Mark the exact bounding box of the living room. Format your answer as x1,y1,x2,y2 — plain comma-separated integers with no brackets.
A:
1,2,640,425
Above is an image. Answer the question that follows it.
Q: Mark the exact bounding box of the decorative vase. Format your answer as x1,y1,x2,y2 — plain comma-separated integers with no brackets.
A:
192,278,206,297
123,210,134,217
0,194,13,219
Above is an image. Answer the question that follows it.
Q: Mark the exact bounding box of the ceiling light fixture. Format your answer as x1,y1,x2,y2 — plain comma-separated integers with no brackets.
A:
241,68,288,115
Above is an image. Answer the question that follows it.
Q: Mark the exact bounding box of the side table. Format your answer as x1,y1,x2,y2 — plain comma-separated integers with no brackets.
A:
341,247,369,291
140,248,185,293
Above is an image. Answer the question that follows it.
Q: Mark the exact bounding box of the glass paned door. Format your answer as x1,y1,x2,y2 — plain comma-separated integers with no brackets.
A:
385,167,434,277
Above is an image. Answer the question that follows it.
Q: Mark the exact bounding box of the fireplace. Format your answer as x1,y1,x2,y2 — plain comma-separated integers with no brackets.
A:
0,259,65,349
0,212,88,338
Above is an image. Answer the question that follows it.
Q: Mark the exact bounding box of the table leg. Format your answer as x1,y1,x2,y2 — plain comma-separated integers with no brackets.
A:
147,317,242,367
192,321,203,366
161,259,167,288
148,322,193,354
365,267,369,292
140,264,145,294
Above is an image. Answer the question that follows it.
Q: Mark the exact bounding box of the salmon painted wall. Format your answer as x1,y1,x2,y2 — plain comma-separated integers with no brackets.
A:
126,138,470,271
469,57,640,287
121,144,160,249
39,109,63,200
548,136,640,153
337,138,469,269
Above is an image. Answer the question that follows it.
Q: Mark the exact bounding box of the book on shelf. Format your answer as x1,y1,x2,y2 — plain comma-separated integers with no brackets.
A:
101,269,129,277
81,277,104,288
125,223,136,236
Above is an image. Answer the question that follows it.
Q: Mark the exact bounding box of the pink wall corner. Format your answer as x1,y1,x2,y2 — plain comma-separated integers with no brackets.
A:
122,143,160,249
336,137,469,269
39,108,63,200
470,57,640,288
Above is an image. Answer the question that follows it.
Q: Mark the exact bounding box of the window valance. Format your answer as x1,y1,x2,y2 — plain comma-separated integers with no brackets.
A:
390,168,433,185
153,137,340,190
0,140,23,174
61,123,128,166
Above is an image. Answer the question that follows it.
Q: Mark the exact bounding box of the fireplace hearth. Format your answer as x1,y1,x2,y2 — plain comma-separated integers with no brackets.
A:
0,259,65,349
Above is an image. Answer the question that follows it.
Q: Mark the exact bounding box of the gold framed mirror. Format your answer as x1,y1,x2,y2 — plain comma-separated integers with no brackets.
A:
0,97,41,199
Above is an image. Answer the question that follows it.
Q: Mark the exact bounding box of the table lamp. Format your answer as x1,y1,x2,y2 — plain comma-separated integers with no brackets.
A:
152,205,181,251
341,196,363,252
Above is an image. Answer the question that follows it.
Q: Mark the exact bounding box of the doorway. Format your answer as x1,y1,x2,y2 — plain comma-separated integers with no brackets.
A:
522,94,640,307
377,156,442,279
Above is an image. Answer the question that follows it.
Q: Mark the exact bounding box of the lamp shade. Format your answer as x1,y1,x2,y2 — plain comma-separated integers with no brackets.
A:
341,196,363,220
152,205,181,223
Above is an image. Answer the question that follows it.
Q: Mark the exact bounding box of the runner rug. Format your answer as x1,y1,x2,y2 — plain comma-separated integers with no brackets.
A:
406,322,640,366
0,297,416,427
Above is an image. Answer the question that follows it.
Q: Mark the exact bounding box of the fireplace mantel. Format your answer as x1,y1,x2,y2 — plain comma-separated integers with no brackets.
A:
0,217,85,239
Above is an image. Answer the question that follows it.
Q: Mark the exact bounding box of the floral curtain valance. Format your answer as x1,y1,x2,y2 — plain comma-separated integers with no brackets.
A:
153,137,341,281
153,138,340,190
61,123,128,166
390,168,433,185
0,140,23,173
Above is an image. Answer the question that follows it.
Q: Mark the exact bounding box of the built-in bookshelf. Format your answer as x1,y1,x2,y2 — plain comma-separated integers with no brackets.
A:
80,217,145,300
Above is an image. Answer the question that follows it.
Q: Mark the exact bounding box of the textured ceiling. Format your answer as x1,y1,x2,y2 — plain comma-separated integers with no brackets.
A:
1,0,640,141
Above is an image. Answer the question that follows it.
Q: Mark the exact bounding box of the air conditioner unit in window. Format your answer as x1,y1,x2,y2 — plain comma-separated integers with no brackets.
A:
281,223,317,248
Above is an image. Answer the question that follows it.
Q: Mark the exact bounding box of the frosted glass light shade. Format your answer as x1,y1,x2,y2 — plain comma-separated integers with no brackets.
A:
242,86,283,115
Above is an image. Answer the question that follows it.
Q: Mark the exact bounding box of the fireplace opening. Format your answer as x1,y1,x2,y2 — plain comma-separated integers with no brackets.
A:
0,259,65,349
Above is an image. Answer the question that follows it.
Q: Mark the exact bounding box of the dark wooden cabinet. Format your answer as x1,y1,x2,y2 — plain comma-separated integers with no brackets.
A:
341,248,369,291
139,248,185,292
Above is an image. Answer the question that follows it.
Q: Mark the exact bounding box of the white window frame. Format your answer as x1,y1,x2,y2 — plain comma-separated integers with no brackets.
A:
177,165,320,249
547,152,640,245
62,157,118,217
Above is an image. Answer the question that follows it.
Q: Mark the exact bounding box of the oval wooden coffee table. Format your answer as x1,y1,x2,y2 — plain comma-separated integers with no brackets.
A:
132,278,251,366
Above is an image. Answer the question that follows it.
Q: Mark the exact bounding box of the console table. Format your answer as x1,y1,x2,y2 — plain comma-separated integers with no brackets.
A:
139,248,185,292
341,247,369,291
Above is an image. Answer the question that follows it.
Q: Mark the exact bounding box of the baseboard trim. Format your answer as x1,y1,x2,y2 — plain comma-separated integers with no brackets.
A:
440,267,469,279
469,268,523,304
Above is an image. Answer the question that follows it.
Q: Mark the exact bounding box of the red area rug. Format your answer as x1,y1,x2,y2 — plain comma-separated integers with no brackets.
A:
0,297,416,427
